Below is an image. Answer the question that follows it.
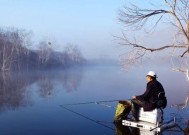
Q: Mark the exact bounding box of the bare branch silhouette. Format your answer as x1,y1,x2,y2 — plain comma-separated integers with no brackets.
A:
119,0,189,108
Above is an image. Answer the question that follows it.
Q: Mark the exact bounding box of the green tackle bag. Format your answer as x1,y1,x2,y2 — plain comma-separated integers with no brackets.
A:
114,100,131,121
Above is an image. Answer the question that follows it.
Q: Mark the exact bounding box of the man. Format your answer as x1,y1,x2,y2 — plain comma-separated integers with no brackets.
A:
114,71,166,122
131,71,165,120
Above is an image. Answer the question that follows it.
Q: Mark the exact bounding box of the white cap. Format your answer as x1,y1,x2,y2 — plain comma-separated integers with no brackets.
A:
146,71,157,78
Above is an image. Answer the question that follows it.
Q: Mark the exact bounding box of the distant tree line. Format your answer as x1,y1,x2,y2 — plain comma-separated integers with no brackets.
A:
0,28,85,72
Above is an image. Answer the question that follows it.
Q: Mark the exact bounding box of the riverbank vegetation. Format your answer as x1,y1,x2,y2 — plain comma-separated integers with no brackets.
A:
0,27,85,72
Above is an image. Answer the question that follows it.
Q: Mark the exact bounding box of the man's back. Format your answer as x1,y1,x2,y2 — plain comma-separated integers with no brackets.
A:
148,80,165,104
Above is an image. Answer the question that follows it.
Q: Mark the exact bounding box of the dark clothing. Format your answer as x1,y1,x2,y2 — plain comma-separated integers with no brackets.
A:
131,99,144,121
135,80,165,111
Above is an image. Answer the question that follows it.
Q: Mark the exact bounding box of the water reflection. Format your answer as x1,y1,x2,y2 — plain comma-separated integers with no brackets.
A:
61,69,83,92
38,74,54,98
171,91,189,110
0,66,189,135
0,68,83,111
115,123,159,135
0,72,34,111
184,121,189,134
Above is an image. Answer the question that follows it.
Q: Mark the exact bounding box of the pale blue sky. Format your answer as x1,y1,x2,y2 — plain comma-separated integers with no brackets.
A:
0,0,165,59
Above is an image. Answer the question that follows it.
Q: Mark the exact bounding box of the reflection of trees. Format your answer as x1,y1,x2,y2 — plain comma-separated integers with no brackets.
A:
36,68,83,95
38,74,54,98
0,68,84,111
61,68,83,93
0,72,35,111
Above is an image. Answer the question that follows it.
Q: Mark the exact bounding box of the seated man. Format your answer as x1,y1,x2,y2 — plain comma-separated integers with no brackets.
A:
114,71,166,122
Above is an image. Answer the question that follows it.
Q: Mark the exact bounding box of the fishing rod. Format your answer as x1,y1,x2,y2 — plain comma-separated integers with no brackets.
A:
60,99,124,109
61,99,132,109
59,105,115,131
62,99,121,106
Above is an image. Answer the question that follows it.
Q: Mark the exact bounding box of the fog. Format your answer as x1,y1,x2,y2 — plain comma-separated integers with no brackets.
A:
0,65,188,134
0,1,181,63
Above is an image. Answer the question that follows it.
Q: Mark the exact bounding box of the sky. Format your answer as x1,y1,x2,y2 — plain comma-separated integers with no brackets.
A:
0,0,129,60
0,0,172,61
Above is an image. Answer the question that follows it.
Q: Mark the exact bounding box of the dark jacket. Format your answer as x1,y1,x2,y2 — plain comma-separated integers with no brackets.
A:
136,79,165,111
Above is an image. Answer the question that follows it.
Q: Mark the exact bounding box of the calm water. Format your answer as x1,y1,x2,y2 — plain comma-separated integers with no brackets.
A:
0,65,188,135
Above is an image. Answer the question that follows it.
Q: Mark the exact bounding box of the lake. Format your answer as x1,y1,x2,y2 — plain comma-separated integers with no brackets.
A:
0,65,188,135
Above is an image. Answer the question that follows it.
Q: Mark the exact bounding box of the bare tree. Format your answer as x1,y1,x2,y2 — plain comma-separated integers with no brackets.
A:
0,28,32,71
0,29,17,71
62,44,84,66
118,0,189,108
38,41,53,66
0,27,85,71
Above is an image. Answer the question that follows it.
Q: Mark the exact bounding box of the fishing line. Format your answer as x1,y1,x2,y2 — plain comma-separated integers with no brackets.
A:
95,102,116,109
96,120,113,124
59,105,115,131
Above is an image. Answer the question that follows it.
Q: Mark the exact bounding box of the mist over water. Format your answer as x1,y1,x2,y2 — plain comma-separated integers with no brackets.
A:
0,64,188,135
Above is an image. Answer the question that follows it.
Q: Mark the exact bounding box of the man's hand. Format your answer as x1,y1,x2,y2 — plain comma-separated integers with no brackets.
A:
132,96,136,99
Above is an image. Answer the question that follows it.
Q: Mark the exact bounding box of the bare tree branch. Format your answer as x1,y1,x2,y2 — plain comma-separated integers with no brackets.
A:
118,32,186,52
181,49,188,57
119,5,169,30
119,7,188,79
119,0,189,62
